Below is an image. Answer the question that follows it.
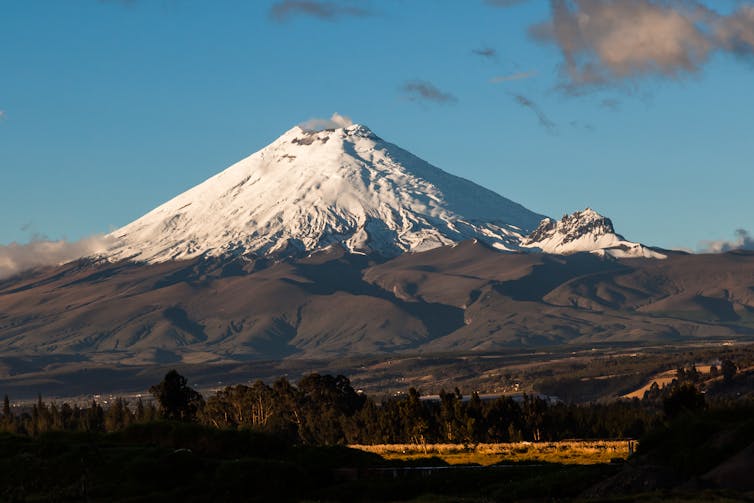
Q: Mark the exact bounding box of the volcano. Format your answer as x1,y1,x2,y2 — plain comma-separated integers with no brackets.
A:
107,124,547,263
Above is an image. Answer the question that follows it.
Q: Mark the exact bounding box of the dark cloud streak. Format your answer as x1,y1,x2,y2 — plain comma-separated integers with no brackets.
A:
402,81,458,104
472,47,497,59
511,93,557,133
270,0,371,22
600,98,621,111
97,0,137,6
484,0,531,7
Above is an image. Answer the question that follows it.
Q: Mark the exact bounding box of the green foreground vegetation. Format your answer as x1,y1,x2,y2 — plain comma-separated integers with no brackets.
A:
1,365,753,501
2,370,660,444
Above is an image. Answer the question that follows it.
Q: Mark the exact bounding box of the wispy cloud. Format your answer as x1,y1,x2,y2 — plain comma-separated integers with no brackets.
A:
484,0,531,7
402,80,458,104
472,47,497,59
600,98,621,111
699,229,754,253
569,120,595,132
0,235,117,280
299,112,353,131
0,110,5,120
511,93,557,133
97,0,137,6
529,0,754,92
270,0,371,22
490,71,537,83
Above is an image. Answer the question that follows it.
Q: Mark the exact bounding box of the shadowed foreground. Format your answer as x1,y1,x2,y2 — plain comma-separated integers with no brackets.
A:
0,424,623,503
2,403,754,503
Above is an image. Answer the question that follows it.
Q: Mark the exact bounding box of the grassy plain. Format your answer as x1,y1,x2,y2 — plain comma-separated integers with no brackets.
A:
350,440,632,466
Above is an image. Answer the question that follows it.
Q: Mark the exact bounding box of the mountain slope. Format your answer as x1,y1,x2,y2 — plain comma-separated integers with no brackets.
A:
107,124,545,263
1,244,752,365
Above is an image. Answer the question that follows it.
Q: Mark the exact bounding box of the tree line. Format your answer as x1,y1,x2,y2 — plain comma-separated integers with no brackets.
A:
1,370,669,445
0,393,159,436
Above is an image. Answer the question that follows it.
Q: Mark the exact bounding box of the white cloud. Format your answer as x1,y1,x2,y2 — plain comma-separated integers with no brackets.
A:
299,112,354,131
530,0,754,91
699,229,754,253
0,235,117,279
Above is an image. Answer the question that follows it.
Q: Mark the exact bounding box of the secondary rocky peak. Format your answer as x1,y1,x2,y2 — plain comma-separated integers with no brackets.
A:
523,208,665,259
528,208,616,245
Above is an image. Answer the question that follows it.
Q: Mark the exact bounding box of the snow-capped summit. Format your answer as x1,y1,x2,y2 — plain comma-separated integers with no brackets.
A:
106,122,546,263
522,208,666,259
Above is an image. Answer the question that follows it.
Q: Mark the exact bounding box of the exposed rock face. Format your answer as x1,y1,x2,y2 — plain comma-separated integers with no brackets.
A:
523,208,666,259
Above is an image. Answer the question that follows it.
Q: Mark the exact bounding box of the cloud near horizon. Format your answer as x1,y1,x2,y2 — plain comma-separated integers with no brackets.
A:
523,0,754,91
402,80,458,104
299,112,353,131
270,0,371,22
0,235,117,280
699,229,754,253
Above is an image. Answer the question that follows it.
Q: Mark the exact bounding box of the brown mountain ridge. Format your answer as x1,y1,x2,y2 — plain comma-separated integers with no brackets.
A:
1,242,753,367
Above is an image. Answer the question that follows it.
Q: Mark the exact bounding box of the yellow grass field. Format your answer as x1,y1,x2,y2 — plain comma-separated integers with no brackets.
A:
350,440,634,466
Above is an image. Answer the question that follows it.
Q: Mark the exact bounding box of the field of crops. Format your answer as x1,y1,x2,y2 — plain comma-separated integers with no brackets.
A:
350,440,634,465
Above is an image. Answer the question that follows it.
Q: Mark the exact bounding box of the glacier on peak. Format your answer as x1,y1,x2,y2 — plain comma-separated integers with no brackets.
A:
106,123,546,263
103,122,662,264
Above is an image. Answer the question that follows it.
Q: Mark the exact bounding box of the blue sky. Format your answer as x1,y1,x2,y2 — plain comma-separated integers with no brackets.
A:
1,0,753,251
